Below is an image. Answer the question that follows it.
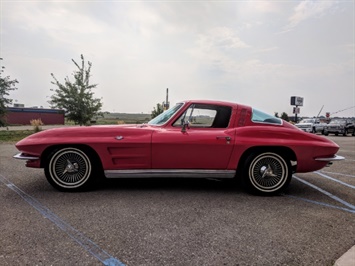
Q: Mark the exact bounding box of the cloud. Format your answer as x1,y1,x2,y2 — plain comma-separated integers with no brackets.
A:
197,27,250,50
286,0,337,30
1,1,354,117
248,1,283,13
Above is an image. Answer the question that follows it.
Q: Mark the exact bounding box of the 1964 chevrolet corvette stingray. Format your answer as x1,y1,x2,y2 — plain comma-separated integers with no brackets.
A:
14,100,344,194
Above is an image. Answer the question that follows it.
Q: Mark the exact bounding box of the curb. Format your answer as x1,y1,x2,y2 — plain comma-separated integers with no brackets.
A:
334,245,355,266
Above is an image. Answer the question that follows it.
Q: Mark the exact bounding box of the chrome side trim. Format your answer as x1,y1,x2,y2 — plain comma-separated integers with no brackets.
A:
13,153,40,160
104,169,236,179
315,155,345,162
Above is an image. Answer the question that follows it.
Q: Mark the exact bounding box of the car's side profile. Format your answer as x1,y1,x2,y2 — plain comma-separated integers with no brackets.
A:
14,100,343,195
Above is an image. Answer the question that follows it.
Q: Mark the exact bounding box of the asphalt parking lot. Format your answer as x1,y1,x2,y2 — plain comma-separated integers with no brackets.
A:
0,136,354,265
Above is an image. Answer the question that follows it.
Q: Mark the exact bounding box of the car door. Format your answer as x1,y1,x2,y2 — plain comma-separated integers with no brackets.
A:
151,103,235,169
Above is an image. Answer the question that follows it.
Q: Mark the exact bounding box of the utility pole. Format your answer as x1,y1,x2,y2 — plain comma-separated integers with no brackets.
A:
163,88,170,110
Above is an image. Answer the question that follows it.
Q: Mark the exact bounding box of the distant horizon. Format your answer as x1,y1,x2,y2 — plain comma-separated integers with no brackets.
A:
6,105,355,120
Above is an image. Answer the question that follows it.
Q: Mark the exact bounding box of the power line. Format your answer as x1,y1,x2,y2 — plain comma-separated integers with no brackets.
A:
330,106,355,115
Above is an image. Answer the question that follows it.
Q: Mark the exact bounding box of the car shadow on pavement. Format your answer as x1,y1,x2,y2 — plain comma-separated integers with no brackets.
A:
96,177,245,194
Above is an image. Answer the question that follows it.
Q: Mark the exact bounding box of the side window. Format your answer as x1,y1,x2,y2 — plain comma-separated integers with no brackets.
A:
252,108,282,125
173,104,231,128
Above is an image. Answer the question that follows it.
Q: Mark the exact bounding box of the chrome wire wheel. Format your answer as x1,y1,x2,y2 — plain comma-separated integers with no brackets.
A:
48,148,92,189
248,152,289,193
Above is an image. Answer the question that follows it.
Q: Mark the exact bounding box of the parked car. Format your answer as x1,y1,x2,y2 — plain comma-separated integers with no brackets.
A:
323,119,355,136
295,118,327,134
14,100,343,195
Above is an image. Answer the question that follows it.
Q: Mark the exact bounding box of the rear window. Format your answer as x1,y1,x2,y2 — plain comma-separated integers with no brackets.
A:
252,109,282,125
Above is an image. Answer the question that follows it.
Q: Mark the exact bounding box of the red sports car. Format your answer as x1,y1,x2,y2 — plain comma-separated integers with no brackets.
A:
14,100,344,194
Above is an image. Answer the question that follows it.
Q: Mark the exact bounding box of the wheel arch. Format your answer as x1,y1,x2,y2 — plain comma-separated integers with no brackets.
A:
40,144,103,172
236,146,297,176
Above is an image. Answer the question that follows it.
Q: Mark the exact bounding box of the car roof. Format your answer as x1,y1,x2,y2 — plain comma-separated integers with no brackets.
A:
180,100,248,109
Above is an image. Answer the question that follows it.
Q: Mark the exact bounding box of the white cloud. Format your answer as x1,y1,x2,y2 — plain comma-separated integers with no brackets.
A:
287,0,337,29
1,1,354,117
199,27,250,50
247,1,283,13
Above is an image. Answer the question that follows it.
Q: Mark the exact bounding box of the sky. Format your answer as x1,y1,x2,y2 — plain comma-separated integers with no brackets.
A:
0,0,354,117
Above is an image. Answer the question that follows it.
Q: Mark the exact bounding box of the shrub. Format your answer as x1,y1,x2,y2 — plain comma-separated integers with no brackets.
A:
30,119,44,132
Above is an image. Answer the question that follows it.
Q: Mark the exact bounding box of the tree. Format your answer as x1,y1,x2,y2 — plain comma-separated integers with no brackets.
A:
49,54,102,126
0,58,19,126
151,103,164,119
281,112,289,121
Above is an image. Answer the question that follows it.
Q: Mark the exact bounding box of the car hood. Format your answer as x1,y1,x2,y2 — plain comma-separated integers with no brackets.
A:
327,123,344,126
15,124,155,148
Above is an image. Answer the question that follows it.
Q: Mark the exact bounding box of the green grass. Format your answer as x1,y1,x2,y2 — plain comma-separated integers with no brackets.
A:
0,130,34,142
96,113,151,125
64,113,152,125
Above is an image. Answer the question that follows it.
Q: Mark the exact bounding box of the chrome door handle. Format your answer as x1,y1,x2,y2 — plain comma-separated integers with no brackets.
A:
216,136,231,141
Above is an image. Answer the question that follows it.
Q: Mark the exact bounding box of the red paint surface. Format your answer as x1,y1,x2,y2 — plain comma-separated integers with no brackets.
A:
15,100,340,174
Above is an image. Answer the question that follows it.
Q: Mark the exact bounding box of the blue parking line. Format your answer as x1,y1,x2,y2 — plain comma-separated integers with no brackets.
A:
285,195,355,214
0,174,125,266
315,171,355,189
293,175,355,211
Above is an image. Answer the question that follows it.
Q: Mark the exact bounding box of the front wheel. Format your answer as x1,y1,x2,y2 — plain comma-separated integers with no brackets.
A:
243,152,292,195
45,147,97,191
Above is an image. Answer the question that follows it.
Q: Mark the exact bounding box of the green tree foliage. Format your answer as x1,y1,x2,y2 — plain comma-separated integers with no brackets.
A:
0,58,18,126
151,103,164,119
49,55,102,126
281,112,289,121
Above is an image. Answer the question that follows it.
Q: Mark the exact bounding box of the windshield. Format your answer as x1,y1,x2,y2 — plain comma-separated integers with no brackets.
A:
252,109,282,125
148,103,184,125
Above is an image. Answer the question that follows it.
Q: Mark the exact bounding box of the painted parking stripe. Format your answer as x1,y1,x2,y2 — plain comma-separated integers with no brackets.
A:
0,174,125,266
314,171,355,189
320,171,355,178
293,175,355,211
285,195,355,214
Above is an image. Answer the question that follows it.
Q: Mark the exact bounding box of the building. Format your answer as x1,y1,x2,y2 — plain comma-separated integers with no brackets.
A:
5,107,65,125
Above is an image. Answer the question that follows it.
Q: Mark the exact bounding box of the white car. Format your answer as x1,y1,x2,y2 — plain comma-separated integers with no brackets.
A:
295,118,327,134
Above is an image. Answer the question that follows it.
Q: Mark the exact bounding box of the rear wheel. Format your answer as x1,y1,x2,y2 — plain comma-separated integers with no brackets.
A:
243,152,292,195
45,147,97,191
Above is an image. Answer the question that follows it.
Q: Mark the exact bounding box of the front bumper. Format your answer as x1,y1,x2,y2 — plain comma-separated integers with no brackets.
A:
13,153,40,160
13,153,41,168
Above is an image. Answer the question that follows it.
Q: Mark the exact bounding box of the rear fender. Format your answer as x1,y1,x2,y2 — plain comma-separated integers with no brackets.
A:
235,146,297,176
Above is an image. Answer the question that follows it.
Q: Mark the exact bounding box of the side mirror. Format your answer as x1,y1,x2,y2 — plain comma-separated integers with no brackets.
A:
181,121,190,133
